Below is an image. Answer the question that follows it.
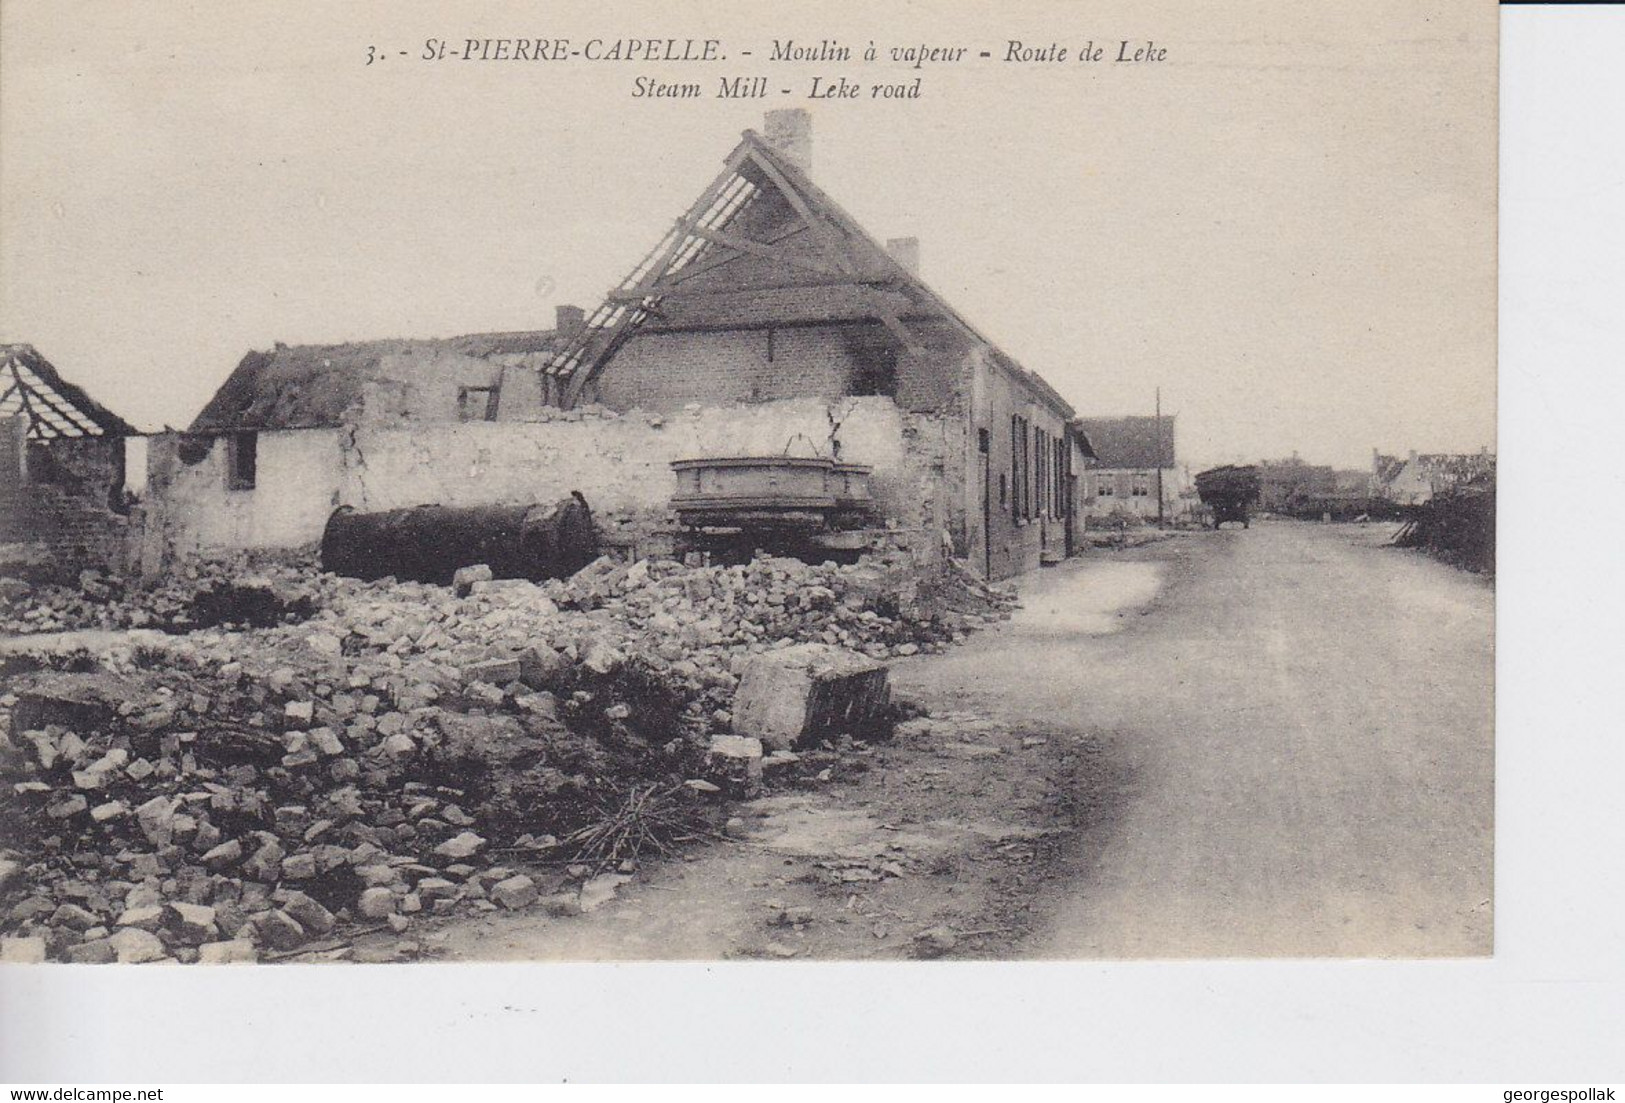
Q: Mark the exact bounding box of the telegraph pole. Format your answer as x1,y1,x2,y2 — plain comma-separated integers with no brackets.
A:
1155,387,1166,528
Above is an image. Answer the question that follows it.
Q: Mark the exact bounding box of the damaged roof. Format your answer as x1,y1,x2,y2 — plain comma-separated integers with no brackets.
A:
549,128,1076,417
0,344,136,439
188,331,561,432
1073,416,1177,469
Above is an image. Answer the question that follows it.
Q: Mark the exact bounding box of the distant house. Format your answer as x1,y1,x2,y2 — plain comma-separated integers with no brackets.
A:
146,110,1088,579
0,344,138,573
1257,454,1337,513
1372,448,1495,506
1074,415,1189,522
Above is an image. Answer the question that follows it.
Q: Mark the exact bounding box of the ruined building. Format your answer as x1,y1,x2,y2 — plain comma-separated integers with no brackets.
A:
148,110,1087,580
1,344,138,575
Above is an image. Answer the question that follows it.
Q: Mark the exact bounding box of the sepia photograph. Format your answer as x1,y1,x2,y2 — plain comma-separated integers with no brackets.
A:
0,0,1498,978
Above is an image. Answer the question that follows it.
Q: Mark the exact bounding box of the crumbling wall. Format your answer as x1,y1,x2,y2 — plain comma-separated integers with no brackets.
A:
344,397,931,542
143,430,343,564
142,397,950,564
356,347,547,424
1,431,132,577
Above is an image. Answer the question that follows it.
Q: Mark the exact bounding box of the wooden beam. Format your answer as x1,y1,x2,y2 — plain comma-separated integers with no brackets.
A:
676,222,843,277
745,146,925,354
14,365,98,435
665,244,744,284
620,145,756,299
667,224,806,285
562,147,760,405
746,148,858,276
608,273,898,303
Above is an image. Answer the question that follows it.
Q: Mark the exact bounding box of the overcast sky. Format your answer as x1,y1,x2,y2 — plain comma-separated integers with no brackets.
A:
0,1,1495,470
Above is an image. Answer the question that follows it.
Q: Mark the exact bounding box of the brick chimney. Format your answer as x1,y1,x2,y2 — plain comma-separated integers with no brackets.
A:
886,237,920,276
555,304,585,335
763,109,812,173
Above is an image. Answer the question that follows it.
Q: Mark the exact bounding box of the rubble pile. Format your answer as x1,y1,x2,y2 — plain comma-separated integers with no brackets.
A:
0,558,327,637
0,549,1015,963
0,636,706,963
546,551,1016,663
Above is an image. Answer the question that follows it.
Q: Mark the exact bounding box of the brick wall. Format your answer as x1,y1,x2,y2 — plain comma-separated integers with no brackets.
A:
0,417,25,544
592,326,866,411
591,318,970,418
0,433,133,577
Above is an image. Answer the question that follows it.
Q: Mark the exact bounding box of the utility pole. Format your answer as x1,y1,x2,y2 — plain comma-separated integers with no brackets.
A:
1155,387,1166,528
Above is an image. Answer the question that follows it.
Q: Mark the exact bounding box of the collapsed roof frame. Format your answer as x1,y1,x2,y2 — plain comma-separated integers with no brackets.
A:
0,344,134,440
545,133,929,408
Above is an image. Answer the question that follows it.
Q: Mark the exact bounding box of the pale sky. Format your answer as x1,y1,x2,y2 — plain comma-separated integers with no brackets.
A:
0,0,1496,470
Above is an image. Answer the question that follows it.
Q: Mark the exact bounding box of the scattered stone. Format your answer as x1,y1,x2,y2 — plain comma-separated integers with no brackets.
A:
166,902,218,943
66,938,117,964
116,905,165,931
433,832,487,861
198,939,258,964
464,658,521,686
48,795,89,820
254,910,307,952
90,800,129,822
357,887,397,919
108,928,167,964
1,935,48,963
202,839,243,870
280,892,336,936
50,903,101,931
381,733,417,760
452,564,493,597
491,875,538,910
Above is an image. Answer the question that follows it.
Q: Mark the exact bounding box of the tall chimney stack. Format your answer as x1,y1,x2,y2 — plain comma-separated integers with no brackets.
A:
763,108,812,173
555,304,585,335
886,237,921,276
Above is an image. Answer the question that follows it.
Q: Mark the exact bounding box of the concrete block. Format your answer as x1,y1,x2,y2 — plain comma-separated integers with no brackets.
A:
731,643,891,750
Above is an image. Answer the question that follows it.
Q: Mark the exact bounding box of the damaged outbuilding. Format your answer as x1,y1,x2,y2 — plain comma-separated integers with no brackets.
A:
143,110,1088,580
0,344,140,579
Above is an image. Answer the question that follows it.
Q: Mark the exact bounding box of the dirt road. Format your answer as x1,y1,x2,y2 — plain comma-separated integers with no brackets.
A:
895,522,1495,957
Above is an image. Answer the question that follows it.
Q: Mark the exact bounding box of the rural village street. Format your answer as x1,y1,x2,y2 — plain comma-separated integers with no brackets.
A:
896,522,1495,958
434,521,1494,961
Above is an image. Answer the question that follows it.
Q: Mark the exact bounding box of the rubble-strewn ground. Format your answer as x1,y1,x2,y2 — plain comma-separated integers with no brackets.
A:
422,707,1111,962
0,556,329,637
0,550,1016,963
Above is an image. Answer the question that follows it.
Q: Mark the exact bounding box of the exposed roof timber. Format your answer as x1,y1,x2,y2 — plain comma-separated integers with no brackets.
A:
0,345,134,439
607,273,901,303
741,145,925,356
14,362,102,435
668,224,808,286
677,222,843,277
549,131,1071,416
555,145,765,404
